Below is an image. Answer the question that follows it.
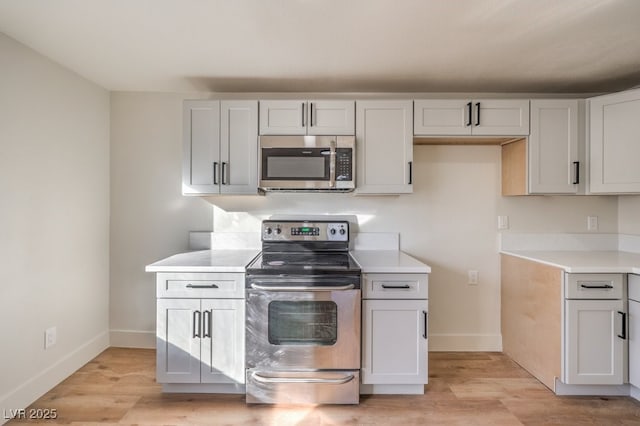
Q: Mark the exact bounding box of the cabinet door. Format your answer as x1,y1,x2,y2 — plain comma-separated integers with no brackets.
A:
259,100,306,135
589,88,640,193
307,100,355,135
529,100,580,194
362,299,428,384
156,299,201,383
414,100,472,135
630,274,640,388
356,100,413,194
182,100,221,194
201,299,246,384
472,99,530,136
220,100,258,194
564,299,625,385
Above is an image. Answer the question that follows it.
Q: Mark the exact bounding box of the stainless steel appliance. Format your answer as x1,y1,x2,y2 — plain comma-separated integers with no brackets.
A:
258,136,356,192
245,220,361,404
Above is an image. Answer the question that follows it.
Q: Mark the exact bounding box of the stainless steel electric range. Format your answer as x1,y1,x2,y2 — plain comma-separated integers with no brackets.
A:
245,220,361,404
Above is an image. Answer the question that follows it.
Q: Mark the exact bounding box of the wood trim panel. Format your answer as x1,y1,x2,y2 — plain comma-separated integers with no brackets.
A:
501,138,527,196
501,254,562,390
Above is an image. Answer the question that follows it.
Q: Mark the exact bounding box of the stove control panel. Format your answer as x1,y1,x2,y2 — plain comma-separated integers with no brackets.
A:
262,220,349,242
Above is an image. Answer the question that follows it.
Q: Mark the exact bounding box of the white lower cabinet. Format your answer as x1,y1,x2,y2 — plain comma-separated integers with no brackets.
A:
563,273,627,386
362,299,427,384
361,273,428,394
155,272,245,391
629,274,640,389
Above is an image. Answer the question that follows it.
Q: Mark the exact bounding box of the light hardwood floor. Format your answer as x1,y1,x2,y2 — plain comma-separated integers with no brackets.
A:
8,349,640,425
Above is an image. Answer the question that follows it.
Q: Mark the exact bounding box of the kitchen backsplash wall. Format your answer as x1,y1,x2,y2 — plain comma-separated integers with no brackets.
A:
110,91,619,350
619,196,640,235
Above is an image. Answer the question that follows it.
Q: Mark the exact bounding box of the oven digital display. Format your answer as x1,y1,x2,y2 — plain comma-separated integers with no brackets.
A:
291,227,320,236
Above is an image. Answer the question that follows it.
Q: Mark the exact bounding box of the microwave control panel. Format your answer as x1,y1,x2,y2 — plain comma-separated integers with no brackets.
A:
336,149,353,181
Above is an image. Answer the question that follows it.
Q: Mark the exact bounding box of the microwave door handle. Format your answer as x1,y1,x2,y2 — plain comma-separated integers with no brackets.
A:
329,139,336,188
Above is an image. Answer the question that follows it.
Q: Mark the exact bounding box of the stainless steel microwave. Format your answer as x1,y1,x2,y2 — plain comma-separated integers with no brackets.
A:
258,135,356,192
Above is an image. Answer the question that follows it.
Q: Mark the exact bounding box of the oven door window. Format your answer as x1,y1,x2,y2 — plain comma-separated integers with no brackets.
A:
262,148,330,181
268,301,337,345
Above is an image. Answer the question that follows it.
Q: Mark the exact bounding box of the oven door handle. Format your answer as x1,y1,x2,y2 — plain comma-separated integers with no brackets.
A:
250,283,355,291
251,372,355,385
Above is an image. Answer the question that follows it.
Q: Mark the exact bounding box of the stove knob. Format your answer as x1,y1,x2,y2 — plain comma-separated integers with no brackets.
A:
330,228,336,235
339,228,346,235
266,227,272,235
275,228,282,235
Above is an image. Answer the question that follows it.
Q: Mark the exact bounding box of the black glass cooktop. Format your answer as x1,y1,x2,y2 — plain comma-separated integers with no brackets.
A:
246,252,361,275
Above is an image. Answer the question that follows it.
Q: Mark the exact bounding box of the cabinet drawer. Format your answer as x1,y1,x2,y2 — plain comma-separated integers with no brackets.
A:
630,274,640,302
156,272,245,298
565,273,623,300
362,274,428,299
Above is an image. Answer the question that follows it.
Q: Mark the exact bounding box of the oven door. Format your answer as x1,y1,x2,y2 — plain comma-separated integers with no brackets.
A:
246,280,360,370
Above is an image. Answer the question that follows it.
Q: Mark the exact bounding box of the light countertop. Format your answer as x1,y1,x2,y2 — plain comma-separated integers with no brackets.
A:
501,250,640,274
350,250,431,274
145,249,260,273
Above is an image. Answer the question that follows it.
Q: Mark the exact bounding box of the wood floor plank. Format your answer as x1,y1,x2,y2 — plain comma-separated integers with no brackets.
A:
7,348,640,425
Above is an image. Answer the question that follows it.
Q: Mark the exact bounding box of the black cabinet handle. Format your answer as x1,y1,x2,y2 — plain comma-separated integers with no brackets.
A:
618,311,627,340
382,284,411,289
186,283,219,289
580,284,613,289
203,310,212,338
193,310,201,338
475,102,481,126
466,102,472,127
213,162,219,185
573,161,580,185
408,161,413,185
422,310,428,339
302,102,305,127
221,162,228,185
310,102,314,127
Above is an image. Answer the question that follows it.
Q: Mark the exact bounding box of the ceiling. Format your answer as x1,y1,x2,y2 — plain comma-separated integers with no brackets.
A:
1,0,640,94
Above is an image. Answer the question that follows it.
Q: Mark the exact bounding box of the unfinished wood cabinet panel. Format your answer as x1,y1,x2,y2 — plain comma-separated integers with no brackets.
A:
501,139,527,196
501,254,562,390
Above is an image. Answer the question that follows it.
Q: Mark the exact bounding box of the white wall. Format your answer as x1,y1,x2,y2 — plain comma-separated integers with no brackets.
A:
0,33,110,415
109,92,212,346
109,91,619,351
619,196,640,235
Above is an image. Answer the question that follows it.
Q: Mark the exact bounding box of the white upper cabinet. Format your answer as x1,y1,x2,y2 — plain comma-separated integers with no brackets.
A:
528,99,581,194
356,100,413,194
259,100,354,135
183,100,258,195
414,99,529,136
589,88,640,193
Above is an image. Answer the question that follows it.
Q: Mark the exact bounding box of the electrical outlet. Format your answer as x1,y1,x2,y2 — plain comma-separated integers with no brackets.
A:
45,327,57,349
587,215,598,231
468,270,479,285
498,216,509,230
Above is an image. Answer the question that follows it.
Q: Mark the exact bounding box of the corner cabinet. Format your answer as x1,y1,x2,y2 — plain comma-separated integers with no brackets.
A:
155,272,246,393
182,100,258,195
414,99,529,136
629,274,640,390
361,273,428,394
589,88,640,193
355,100,413,194
502,100,583,196
259,100,355,135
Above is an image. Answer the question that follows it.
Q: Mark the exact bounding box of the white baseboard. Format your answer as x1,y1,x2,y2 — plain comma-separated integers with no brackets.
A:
428,334,502,352
630,385,640,401
554,379,629,396
0,330,109,425
109,330,155,349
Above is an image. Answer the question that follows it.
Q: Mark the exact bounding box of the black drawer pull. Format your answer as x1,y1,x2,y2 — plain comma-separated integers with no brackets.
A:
618,311,627,340
381,284,411,289
580,284,613,289
193,310,201,338
186,283,219,289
